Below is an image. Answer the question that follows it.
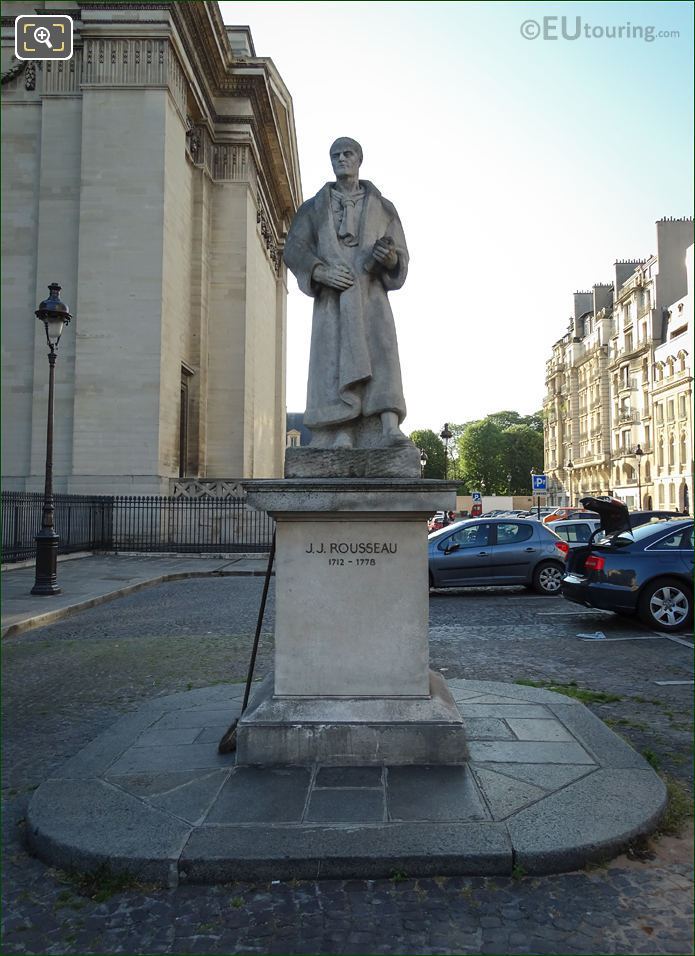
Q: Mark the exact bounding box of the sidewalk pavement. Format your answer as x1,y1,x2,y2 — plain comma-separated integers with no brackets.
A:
1,552,271,639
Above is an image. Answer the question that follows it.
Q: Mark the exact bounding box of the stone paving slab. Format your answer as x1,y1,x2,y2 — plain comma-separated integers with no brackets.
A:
25,679,668,884
1,553,271,639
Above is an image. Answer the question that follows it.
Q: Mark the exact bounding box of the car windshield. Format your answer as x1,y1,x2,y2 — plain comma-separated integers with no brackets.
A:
607,521,689,548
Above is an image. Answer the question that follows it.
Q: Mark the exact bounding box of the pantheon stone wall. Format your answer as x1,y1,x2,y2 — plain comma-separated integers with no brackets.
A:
1,1,302,494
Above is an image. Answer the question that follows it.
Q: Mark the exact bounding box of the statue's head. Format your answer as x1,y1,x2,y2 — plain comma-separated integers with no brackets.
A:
330,137,362,178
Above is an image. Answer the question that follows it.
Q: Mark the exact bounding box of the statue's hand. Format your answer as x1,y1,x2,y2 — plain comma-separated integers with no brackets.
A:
313,263,354,290
372,237,398,271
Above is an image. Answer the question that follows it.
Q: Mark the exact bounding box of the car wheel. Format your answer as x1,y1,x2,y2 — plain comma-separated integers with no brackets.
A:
638,578,692,632
532,561,564,595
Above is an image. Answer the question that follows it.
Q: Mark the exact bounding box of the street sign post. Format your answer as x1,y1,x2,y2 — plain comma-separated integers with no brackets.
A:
531,474,547,520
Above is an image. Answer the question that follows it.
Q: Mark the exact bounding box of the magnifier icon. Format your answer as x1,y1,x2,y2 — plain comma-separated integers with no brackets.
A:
33,26,53,49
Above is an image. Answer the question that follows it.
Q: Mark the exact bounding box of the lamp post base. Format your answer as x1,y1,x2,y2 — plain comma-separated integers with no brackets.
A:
31,531,61,595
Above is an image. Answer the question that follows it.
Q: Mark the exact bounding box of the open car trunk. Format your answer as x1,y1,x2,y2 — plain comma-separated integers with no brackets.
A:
564,497,631,574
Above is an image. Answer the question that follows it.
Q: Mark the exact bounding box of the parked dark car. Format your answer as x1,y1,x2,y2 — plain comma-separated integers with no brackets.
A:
561,498,694,631
428,517,569,594
620,509,686,527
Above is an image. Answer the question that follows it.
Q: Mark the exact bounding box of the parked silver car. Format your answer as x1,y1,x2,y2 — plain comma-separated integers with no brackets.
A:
428,518,569,594
551,518,602,548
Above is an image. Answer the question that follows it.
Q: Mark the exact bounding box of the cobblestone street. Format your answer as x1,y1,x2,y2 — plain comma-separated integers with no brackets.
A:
2,575,693,954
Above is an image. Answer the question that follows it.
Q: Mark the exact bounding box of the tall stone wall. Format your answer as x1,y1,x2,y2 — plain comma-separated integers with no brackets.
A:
1,1,302,494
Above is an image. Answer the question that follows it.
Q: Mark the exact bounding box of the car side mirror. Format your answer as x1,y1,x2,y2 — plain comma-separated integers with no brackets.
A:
444,543,461,554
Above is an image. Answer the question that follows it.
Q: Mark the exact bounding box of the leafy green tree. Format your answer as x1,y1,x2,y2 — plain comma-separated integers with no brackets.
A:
502,424,544,493
487,410,523,431
521,410,544,433
457,420,507,493
409,429,445,478
487,409,544,434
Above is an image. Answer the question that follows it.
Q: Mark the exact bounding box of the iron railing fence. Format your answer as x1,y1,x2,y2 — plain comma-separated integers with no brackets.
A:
109,495,273,554
1,492,114,563
1,492,273,563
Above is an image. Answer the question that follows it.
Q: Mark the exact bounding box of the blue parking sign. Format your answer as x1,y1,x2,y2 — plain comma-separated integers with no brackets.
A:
532,474,547,492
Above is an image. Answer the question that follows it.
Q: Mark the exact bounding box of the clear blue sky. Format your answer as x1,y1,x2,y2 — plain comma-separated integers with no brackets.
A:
219,0,694,432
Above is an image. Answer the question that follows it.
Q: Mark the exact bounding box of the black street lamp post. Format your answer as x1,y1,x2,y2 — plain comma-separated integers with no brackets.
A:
419,448,428,479
633,444,644,510
31,283,72,596
440,423,453,480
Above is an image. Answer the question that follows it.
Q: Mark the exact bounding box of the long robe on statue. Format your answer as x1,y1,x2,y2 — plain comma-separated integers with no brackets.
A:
283,180,409,432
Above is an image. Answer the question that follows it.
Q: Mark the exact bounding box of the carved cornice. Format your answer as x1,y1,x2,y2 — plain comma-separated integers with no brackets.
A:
43,54,80,94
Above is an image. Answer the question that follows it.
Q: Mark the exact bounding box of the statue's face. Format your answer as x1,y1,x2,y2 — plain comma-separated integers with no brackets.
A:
330,142,361,178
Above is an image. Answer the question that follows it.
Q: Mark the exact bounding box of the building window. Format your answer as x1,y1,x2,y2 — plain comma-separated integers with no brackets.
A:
679,393,687,419
656,403,663,423
668,435,675,467
624,332,633,353
658,438,664,467
658,484,665,506
680,432,687,466
667,400,675,422
679,352,687,373
669,483,676,505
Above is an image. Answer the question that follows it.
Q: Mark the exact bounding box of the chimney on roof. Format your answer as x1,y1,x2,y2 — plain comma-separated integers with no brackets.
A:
592,283,613,316
572,291,593,338
614,260,644,294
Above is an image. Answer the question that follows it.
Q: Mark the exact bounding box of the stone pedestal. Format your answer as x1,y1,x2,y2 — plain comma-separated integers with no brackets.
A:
236,478,467,765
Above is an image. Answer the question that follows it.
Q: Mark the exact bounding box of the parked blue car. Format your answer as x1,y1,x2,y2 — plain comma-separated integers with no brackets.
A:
561,497,694,632
428,517,569,594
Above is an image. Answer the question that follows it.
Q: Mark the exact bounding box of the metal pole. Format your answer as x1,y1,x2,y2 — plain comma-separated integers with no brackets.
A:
32,348,60,595
241,530,276,714
218,530,277,754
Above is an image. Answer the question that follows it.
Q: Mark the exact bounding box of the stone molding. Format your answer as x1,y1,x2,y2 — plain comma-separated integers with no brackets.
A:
170,479,246,499
81,37,187,116
43,52,81,94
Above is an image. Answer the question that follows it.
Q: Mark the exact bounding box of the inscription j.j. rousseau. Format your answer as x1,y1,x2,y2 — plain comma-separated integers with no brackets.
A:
306,541,398,554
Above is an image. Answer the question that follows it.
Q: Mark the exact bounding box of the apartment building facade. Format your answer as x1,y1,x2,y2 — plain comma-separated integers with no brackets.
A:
543,219,693,513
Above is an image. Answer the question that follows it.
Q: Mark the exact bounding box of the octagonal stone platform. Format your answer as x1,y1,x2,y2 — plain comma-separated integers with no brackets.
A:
26,679,667,886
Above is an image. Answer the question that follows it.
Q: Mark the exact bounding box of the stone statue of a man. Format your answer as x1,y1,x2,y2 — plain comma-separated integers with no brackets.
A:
284,137,411,450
